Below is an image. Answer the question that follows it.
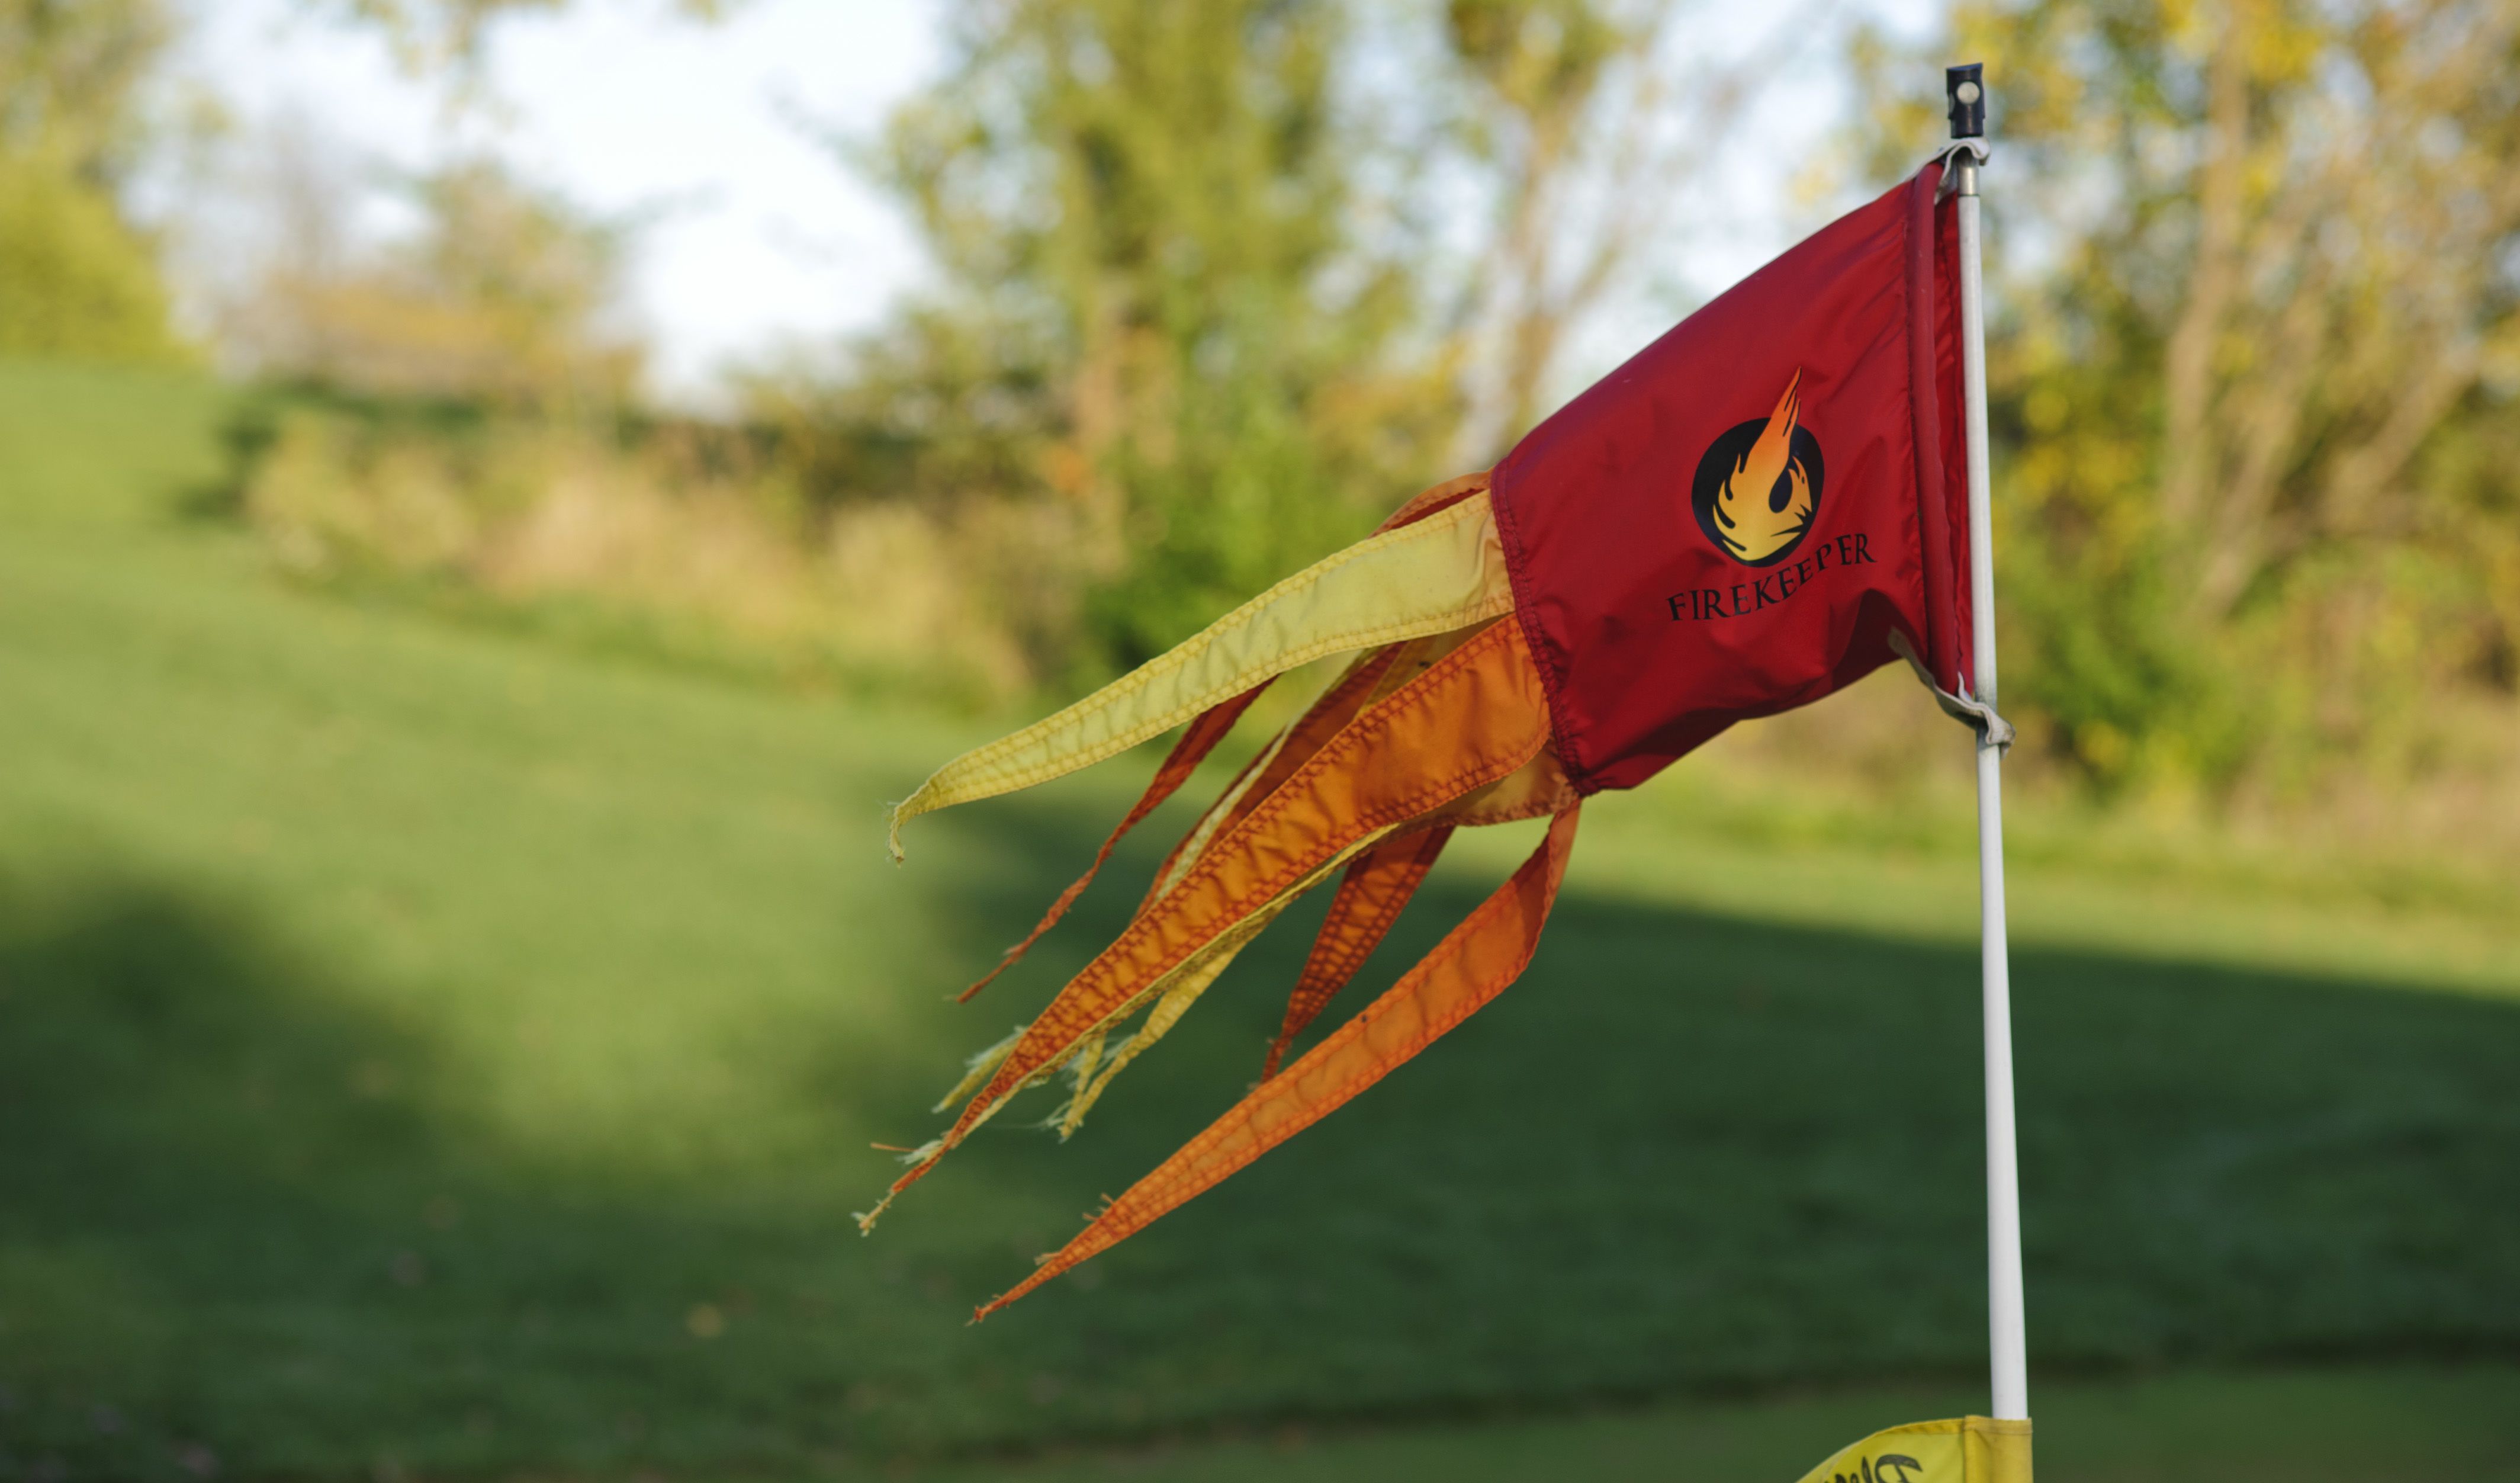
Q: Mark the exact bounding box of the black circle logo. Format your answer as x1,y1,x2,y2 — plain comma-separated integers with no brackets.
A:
1689,373,1825,567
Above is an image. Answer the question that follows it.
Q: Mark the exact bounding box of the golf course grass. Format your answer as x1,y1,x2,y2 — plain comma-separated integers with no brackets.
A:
2,359,2515,1480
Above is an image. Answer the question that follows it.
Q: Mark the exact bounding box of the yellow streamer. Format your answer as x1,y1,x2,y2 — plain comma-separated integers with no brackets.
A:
886,493,1513,858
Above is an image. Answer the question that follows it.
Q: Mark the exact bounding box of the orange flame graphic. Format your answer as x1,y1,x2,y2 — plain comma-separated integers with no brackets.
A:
1712,369,1814,563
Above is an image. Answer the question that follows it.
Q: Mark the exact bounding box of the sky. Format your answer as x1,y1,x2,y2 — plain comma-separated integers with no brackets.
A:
178,0,1942,410
184,0,946,403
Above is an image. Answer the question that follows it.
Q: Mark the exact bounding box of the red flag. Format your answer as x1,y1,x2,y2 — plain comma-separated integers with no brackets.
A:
870,159,1991,1311
1493,163,1978,792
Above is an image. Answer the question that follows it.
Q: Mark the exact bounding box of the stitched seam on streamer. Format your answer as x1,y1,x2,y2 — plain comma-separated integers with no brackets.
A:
1307,837,1438,993
963,687,1265,1000
1053,830,1388,1089
1164,643,1412,893
899,497,1509,811
957,624,1545,1126
924,588,1515,805
1282,831,1442,1036
1047,623,1532,1010
970,730,1535,1128
974,809,1575,1318
1049,808,1573,1257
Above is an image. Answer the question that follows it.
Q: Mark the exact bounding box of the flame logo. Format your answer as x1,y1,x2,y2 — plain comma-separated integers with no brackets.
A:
1689,368,1825,567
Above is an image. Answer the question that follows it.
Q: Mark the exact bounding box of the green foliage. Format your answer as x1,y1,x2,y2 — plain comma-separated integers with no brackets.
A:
759,0,1752,688
0,150,181,363
211,387,1036,703
231,158,644,409
821,0,1458,676
0,0,184,363
0,0,171,178
4,359,2519,1478
1853,0,2520,800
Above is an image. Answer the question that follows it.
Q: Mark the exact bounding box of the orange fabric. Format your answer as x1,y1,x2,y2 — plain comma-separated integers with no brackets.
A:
876,619,1554,1212
1262,824,1453,1079
1427,743,1577,830
975,801,1581,1320
960,684,1268,1001
1248,742,1568,1074
1140,645,1404,914
1167,622,1494,901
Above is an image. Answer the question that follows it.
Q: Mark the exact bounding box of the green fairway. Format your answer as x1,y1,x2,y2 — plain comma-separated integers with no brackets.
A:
921,1367,2520,1482
2,359,2516,1479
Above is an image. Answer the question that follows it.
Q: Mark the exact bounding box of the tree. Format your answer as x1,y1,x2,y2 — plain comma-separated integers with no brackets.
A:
0,0,185,361
801,0,1781,677
0,0,169,180
820,0,1456,672
221,147,642,408
1857,0,2520,792
1436,0,1767,463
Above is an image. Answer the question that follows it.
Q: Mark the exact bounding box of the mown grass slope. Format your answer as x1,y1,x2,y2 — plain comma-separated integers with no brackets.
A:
1,361,2515,1480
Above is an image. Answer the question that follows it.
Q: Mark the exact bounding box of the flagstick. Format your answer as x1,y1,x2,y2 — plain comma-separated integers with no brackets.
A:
1946,63,2028,1423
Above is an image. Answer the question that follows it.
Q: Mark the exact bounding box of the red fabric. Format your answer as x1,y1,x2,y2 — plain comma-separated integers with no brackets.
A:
1930,175,1978,698
1490,163,1971,793
1907,165,1962,691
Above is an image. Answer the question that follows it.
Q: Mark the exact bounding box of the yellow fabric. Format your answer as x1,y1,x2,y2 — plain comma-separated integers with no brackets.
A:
1794,1417,2032,1483
1051,843,1353,1137
886,492,1515,857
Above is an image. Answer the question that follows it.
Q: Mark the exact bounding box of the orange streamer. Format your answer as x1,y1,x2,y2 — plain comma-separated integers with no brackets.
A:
869,619,1554,1217
1377,470,1490,534
965,468,1494,982
1261,824,1454,1078
1428,744,1576,830
960,684,1268,1001
975,802,1582,1320
1163,622,1494,900
1139,644,1405,913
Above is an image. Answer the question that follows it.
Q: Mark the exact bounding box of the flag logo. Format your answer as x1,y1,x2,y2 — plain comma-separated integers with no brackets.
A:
1691,369,1825,566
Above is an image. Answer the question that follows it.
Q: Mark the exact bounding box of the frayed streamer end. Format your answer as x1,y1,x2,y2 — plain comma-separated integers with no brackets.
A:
971,1243,1075,1324
853,1139,944,1235
935,1025,1028,1115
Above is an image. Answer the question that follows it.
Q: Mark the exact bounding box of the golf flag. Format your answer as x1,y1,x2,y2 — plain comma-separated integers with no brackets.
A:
862,153,2004,1319
1795,1417,2032,1483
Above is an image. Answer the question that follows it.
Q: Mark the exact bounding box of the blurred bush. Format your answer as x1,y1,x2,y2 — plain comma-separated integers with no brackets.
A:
217,0,1754,707
205,141,1066,700
772,0,1745,679
0,0,185,362
237,397,1040,703
0,149,181,361
216,154,642,409
166,0,2517,857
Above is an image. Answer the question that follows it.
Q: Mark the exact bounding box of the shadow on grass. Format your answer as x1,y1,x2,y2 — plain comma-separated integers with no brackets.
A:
4,803,2518,1478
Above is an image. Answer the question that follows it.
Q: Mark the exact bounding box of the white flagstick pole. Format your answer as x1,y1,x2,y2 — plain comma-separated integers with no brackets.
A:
1947,62,2029,1423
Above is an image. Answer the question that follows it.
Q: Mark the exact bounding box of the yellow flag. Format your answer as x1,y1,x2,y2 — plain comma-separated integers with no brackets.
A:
1793,1417,2031,1483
